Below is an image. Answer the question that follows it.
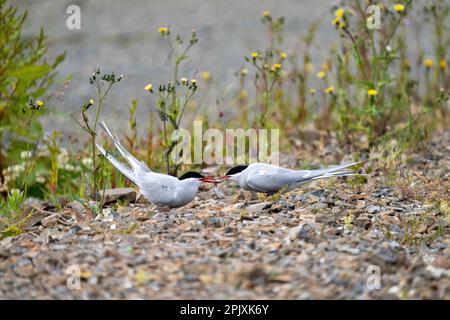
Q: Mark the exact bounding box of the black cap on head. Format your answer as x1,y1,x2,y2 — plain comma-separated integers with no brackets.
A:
178,171,205,180
225,165,249,176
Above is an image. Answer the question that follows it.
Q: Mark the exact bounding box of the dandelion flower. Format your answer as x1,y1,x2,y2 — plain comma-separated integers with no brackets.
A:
158,27,169,35
36,100,44,107
393,4,405,12
262,11,271,18
89,99,94,105
325,86,334,94
201,71,211,81
280,52,288,60
180,77,188,84
367,89,378,96
191,79,197,84
439,59,447,70
251,52,259,59
144,84,153,92
335,8,345,18
424,58,434,68
317,70,326,79
271,63,282,72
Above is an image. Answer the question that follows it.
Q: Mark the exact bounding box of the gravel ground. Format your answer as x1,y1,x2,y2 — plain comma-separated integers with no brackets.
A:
0,132,449,299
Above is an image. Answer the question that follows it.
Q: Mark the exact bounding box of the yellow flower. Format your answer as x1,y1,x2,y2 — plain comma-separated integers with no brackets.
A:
367,89,378,96
424,58,434,68
271,63,282,72
158,27,169,35
393,4,405,13
335,8,345,18
180,77,188,84
280,52,288,60
439,59,447,70
201,71,211,81
317,70,326,79
262,11,271,18
332,17,341,25
305,63,314,73
325,86,334,94
144,84,153,92
240,68,248,76
339,21,346,29
251,52,259,59
36,100,44,107
310,89,316,95
191,79,197,84
89,99,94,105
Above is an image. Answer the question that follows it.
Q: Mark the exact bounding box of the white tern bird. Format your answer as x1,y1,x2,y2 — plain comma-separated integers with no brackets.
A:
96,121,215,208
218,162,364,194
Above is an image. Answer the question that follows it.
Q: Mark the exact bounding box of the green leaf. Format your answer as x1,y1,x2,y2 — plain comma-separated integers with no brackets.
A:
7,64,52,80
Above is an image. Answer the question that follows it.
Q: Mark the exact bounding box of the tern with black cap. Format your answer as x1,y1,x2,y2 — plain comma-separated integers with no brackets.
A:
219,162,365,194
96,121,215,208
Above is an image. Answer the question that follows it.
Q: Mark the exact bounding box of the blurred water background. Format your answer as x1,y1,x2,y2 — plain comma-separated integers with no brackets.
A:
15,0,430,143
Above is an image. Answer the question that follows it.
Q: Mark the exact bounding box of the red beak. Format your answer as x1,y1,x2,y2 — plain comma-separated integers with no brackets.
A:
217,175,230,181
200,176,217,184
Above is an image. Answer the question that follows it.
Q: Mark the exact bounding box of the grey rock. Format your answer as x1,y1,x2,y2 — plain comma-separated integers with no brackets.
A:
101,188,137,204
373,188,391,198
288,223,314,241
41,214,59,228
68,200,87,215
367,205,381,214
203,217,224,228
246,202,270,213
354,214,372,229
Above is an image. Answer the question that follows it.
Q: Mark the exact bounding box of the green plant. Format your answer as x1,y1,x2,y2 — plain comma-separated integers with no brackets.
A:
145,27,199,176
245,11,285,129
75,69,123,199
0,0,65,195
0,188,24,238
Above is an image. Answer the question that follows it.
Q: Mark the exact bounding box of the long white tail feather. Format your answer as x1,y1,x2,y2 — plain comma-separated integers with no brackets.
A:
301,161,365,182
96,143,139,187
311,173,366,181
99,121,151,175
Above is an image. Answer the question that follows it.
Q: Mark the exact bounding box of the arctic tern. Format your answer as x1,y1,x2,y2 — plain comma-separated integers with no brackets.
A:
96,121,215,208
219,162,364,194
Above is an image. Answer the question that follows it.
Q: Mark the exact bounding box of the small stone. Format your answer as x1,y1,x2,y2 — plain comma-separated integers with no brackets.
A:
101,188,137,204
373,188,390,198
68,200,87,215
41,214,59,228
203,217,224,228
354,214,372,229
432,255,450,269
367,205,381,214
288,223,314,241
246,202,270,213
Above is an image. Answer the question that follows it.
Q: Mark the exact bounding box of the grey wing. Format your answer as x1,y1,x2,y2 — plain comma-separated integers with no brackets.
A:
246,167,299,193
137,173,178,205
